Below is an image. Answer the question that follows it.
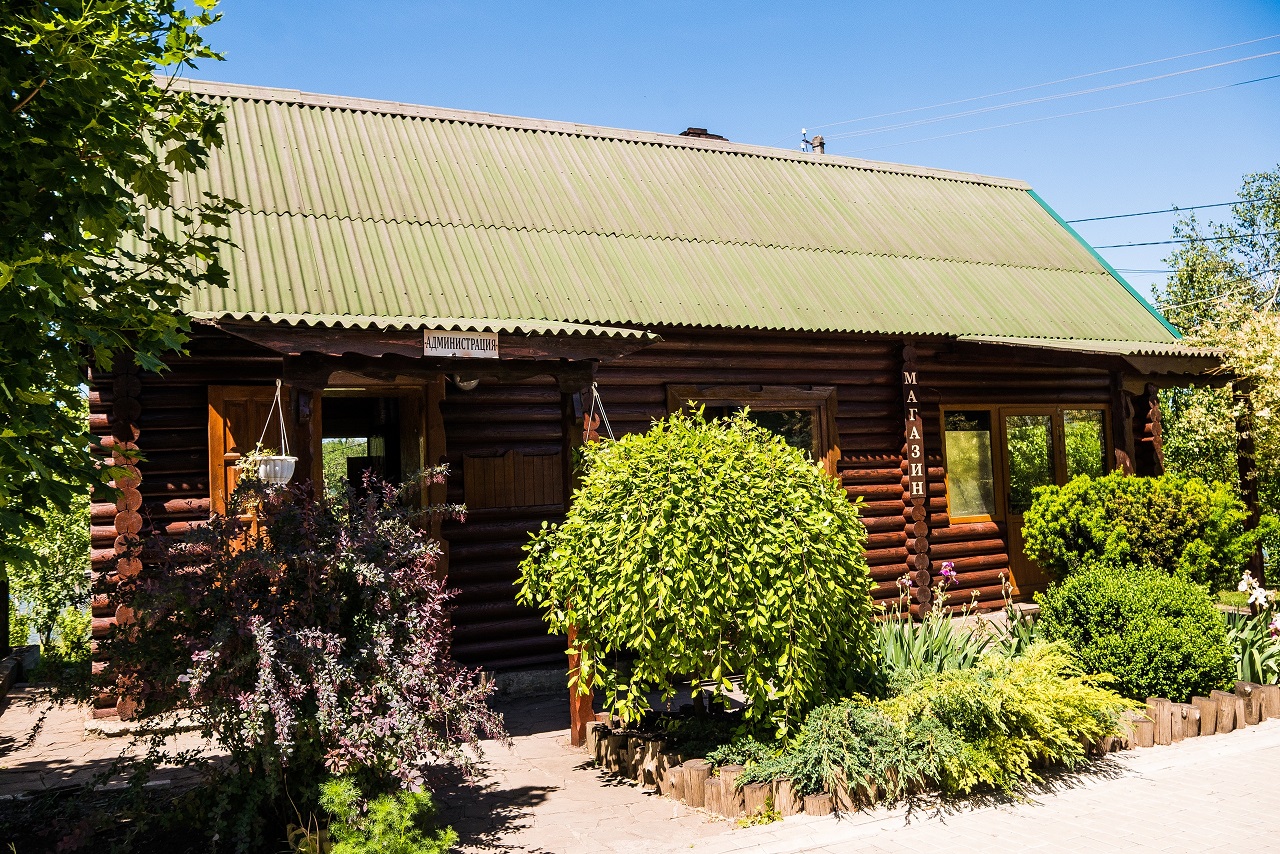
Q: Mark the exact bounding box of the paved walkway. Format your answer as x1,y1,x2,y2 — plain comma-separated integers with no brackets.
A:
4,688,1279,852
442,697,1280,854
0,686,212,796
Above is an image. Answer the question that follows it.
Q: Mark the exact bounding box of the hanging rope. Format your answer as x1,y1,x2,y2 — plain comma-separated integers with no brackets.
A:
257,379,292,456
584,381,615,442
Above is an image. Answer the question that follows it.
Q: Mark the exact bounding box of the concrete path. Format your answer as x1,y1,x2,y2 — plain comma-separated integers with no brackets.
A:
442,697,1280,854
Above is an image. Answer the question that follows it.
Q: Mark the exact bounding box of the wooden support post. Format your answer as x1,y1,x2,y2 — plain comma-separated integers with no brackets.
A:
1235,682,1264,726
1260,684,1280,719
1110,372,1136,475
567,624,594,747
704,776,723,815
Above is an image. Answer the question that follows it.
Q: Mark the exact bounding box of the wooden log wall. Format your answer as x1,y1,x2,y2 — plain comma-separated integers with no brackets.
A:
88,328,283,717
441,375,569,670
912,342,1114,610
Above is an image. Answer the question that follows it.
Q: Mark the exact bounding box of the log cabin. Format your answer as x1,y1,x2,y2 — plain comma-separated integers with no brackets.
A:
89,78,1227,720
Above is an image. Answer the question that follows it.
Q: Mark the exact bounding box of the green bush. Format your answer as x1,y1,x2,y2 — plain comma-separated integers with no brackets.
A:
732,642,1133,799
1225,608,1280,685
1036,567,1234,702
318,776,457,854
1021,472,1270,590
517,409,874,734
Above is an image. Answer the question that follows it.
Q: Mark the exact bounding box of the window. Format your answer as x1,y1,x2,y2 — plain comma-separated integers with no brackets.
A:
942,410,998,520
1064,408,1107,479
666,384,839,475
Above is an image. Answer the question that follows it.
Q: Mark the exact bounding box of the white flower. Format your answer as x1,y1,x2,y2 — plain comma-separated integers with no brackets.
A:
1249,585,1270,607
1239,571,1256,593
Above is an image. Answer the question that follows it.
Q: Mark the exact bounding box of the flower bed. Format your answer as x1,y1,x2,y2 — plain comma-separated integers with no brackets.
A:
581,678,1280,819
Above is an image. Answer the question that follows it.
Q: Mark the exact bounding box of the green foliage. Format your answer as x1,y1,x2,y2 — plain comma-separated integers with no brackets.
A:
517,409,875,734
733,643,1133,800
8,600,31,647
318,777,457,854
0,1,236,561
9,491,90,647
877,642,1136,795
1153,166,1280,513
1036,567,1235,702
867,593,992,697
1225,608,1280,685
1022,471,1268,590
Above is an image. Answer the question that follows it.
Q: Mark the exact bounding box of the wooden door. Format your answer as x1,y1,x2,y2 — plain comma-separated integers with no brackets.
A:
208,385,318,515
1001,409,1060,595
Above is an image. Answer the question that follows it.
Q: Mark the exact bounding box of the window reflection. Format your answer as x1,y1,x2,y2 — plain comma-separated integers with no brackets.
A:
1064,409,1106,479
1005,414,1054,514
944,411,996,518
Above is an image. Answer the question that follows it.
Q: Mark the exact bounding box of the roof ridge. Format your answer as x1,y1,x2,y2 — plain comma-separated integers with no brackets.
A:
199,206,1109,278
166,76,1032,192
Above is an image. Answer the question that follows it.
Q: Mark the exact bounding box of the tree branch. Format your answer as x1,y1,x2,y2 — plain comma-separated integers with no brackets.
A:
10,78,47,114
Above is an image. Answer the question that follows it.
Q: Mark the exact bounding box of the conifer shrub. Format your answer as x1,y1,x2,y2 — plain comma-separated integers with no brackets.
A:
1036,566,1235,702
1021,472,1272,590
728,642,1134,799
517,409,875,734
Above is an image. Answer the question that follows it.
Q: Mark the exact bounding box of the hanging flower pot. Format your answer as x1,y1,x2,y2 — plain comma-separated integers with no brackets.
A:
256,453,297,486
243,379,297,487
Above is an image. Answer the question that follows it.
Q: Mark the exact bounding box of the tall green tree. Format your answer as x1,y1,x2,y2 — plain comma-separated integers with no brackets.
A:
1154,166,1280,509
0,0,235,643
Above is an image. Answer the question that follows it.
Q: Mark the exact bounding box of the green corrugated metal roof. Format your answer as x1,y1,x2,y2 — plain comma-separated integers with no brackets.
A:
197,311,655,338
957,336,1219,359
167,78,1182,345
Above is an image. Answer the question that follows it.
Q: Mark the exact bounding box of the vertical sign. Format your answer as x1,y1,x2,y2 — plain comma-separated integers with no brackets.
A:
903,361,926,502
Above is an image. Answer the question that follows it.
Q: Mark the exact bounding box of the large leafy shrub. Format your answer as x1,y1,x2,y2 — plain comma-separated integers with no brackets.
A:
317,776,457,854
517,409,874,734
1036,566,1234,702
731,642,1133,799
1022,472,1271,590
104,472,504,847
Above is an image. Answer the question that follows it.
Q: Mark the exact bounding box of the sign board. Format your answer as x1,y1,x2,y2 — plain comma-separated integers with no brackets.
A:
424,330,499,359
903,367,926,501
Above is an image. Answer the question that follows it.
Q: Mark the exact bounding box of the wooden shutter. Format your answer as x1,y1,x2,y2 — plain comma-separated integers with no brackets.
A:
208,385,306,515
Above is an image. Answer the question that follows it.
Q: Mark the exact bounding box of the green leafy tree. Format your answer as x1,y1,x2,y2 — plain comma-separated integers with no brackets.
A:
10,493,90,647
0,2,235,635
517,409,875,735
1154,166,1280,508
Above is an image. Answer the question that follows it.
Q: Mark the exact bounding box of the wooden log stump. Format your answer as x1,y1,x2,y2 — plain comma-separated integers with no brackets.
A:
663,766,686,801
743,782,770,816
704,776,723,815
804,793,834,817
605,733,629,775
1235,682,1263,725
586,723,608,761
774,779,801,816
1260,684,1280,719
1146,698,1173,745
1210,690,1238,733
1173,703,1199,739
1124,709,1155,748
718,765,745,817
1192,697,1219,736
627,736,645,779
682,759,711,807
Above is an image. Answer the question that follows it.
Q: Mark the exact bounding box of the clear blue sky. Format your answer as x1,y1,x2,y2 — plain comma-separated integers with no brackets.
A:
192,1,1280,298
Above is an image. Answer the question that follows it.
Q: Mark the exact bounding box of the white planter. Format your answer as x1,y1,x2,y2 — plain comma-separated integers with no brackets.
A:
256,455,297,486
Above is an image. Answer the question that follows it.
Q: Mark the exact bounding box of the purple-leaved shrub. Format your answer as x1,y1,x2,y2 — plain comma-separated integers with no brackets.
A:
102,468,505,835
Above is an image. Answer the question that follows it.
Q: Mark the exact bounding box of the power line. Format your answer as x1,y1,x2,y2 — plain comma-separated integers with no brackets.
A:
825,49,1280,142
1067,201,1245,223
1094,230,1280,249
805,32,1280,134
845,71,1280,154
